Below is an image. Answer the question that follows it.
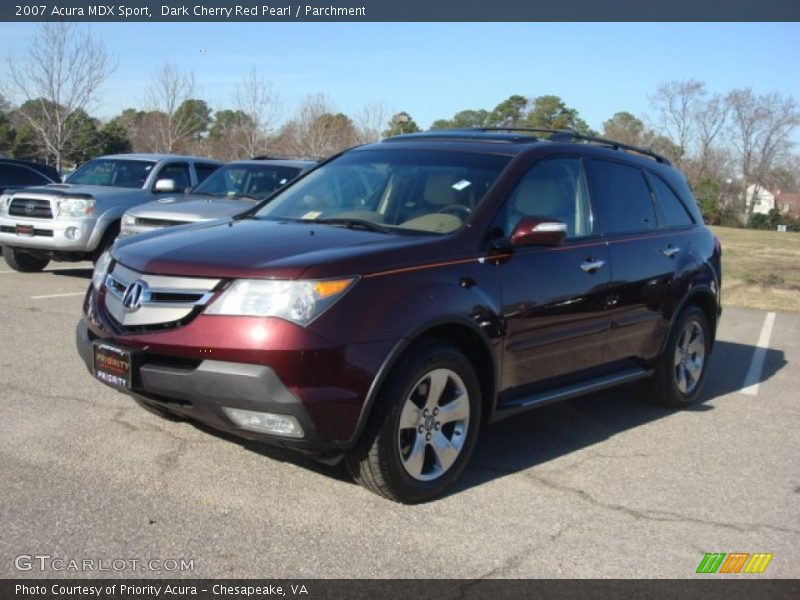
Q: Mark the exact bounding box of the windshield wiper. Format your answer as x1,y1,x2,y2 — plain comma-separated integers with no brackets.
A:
312,218,390,233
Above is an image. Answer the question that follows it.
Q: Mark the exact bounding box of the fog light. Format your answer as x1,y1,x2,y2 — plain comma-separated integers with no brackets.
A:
223,407,304,438
65,227,81,240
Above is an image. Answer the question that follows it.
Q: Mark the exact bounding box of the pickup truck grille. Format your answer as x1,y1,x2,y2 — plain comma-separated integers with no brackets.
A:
9,198,53,219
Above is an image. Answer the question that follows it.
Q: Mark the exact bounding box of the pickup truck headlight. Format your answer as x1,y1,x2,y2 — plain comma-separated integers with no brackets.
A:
206,278,356,325
92,250,113,291
121,213,136,228
58,198,95,218
0,193,11,216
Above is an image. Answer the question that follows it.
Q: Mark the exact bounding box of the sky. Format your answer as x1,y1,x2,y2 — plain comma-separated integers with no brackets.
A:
1,22,799,135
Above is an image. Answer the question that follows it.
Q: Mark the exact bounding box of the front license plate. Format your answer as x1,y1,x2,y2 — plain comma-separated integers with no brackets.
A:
15,224,34,236
93,343,132,389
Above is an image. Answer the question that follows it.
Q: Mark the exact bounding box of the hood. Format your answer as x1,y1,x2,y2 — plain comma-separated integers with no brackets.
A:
113,218,445,280
12,183,142,199
129,195,257,222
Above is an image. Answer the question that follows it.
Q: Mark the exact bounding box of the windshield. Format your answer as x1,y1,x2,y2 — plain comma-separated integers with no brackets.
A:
66,159,156,188
194,163,303,199
254,149,510,234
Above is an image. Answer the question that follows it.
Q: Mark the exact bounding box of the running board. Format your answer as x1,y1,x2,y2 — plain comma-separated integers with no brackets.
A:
494,367,652,421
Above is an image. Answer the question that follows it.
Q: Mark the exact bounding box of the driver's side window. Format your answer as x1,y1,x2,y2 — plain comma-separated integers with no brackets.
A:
502,158,593,240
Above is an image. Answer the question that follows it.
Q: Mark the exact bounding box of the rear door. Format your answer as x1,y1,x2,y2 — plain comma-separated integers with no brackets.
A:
586,158,684,362
497,156,612,393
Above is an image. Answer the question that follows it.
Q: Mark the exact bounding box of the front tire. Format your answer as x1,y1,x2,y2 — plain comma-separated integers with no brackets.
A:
346,340,482,503
647,305,710,407
2,246,50,272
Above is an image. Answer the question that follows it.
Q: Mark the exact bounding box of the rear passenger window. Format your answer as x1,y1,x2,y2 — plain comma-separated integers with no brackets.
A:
587,159,656,235
647,173,694,228
195,163,219,184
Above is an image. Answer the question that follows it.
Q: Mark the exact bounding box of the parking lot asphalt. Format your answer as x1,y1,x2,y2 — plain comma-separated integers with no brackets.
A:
0,262,798,579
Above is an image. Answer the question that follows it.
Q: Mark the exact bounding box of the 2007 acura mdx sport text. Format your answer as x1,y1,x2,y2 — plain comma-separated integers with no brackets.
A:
77,130,722,503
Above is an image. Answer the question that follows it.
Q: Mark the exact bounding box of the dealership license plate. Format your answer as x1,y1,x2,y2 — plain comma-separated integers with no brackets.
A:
15,224,34,236
93,343,132,389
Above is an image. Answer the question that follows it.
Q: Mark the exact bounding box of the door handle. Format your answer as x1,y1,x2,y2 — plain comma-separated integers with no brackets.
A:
662,246,680,258
580,259,605,273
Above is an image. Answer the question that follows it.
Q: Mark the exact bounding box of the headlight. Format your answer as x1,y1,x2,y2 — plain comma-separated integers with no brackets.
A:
58,198,95,218
92,250,113,291
206,278,356,325
0,193,10,216
121,213,136,228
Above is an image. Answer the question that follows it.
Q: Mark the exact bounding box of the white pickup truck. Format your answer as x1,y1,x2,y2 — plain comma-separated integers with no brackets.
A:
0,153,221,272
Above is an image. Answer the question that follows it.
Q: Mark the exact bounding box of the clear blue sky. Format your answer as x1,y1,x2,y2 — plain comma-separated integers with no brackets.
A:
1,22,799,133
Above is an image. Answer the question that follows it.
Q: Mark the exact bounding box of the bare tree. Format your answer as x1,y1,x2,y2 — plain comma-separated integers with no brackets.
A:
4,23,114,170
146,63,197,153
726,88,800,219
232,68,281,158
285,93,357,159
693,93,729,179
354,100,388,144
650,79,706,167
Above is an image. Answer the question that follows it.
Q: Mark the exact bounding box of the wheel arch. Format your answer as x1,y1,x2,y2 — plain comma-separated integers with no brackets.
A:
348,317,498,446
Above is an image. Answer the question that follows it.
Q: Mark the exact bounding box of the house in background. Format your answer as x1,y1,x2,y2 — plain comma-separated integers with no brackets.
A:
745,184,776,215
774,191,800,219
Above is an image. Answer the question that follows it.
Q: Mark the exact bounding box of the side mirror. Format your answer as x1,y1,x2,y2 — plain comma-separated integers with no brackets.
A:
510,217,567,247
154,178,177,193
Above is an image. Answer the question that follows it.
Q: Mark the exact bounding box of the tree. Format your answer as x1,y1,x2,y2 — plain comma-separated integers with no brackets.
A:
146,63,199,152
284,94,358,159
602,111,648,146
354,100,388,144
207,108,253,160
726,88,800,220
97,121,132,156
233,68,281,157
172,98,211,141
0,94,15,156
524,95,591,134
383,111,421,137
650,79,706,167
5,22,114,169
431,109,490,130
694,93,729,180
62,109,101,165
487,95,528,127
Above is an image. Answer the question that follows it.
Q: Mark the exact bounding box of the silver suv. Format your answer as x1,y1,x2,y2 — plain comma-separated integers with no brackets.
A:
120,159,315,238
0,153,221,272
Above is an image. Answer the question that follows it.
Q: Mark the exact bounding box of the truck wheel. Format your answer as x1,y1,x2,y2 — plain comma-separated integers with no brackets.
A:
2,246,50,272
646,305,710,407
345,340,481,503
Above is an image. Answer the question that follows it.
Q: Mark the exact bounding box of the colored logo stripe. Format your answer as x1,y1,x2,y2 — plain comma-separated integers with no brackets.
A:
697,552,773,574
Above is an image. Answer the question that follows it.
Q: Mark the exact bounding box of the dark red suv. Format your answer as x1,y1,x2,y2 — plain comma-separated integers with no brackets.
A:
77,130,722,502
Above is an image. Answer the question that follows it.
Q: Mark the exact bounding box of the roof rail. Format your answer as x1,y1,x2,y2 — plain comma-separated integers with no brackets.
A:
468,127,671,165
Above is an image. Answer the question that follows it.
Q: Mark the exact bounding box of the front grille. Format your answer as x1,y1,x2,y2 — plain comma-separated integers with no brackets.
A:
102,262,221,331
136,217,186,228
9,198,53,219
0,225,54,237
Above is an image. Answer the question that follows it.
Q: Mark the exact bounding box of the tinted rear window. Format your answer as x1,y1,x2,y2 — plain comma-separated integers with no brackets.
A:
0,164,51,187
647,172,694,228
587,159,657,235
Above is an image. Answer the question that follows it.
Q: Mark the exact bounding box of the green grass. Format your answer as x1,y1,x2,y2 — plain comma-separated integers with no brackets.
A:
710,226,800,313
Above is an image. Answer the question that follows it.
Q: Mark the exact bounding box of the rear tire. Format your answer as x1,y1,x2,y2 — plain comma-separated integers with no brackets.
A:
647,305,710,407
2,246,50,272
345,340,481,503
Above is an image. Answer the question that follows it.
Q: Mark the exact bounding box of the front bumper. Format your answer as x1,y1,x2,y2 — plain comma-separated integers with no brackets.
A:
0,215,100,252
76,317,395,451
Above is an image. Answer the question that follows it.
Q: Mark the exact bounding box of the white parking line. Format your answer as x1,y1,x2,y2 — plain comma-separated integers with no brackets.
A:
741,311,777,396
31,292,86,300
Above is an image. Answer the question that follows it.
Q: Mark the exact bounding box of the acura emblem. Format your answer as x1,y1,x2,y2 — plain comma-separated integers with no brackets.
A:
122,280,148,312
24,201,36,214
